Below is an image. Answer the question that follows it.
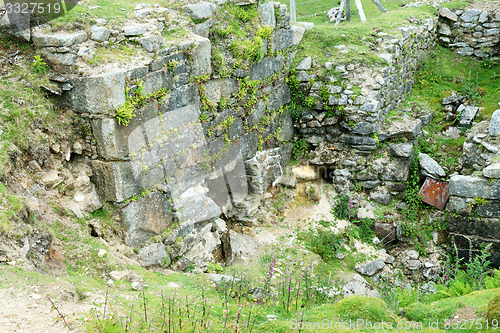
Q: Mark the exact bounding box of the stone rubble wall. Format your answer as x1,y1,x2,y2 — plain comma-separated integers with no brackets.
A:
448,110,500,267
18,2,303,270
294,18,436,204
437,7,500,58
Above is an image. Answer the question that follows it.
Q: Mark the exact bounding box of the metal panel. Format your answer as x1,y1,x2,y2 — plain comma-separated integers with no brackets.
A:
419,177,450,210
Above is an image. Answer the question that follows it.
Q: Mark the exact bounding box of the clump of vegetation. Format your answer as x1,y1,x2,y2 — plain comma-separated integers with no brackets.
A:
229,37,264,64
115,80,168,126
347,218,375,244
332,193,355,221
401,148,434,255
298,227,344,262
291,137,308,161
32,55,50,74
0,182,25,235
210,3,272,72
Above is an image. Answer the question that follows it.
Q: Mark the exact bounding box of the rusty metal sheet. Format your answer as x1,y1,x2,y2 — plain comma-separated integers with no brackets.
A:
419,177,450,210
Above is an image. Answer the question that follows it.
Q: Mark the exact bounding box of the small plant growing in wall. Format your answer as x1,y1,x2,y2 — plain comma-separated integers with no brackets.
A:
32,55,49,74
256,25,274,40
207,262,224,273
115,80,168,126
332,194,355,221
292,137,308,161
166,59,179,72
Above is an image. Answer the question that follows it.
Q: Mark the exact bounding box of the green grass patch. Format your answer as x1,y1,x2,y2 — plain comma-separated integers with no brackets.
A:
49,0,181,29
404,45,500,171
293,5,436,66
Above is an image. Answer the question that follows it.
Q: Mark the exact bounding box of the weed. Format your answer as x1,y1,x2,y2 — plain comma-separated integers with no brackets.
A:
292,137,308,161
115,81,168,126
229,37,264,64
332,194,355,221
256,26,273,40
465,240,492,290
459,71,486,102
32,55,50,74
207,262,224,273
298,227,344,262
401,148,432,255
348,218,375,244
166,59,179,72
473,197,488,206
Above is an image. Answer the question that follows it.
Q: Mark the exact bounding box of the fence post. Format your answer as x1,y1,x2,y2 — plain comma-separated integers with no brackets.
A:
354,0,366,22
290,0,297,21
346,0,351,21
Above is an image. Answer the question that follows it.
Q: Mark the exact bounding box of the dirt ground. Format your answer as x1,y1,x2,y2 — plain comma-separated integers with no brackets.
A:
0,279,92,333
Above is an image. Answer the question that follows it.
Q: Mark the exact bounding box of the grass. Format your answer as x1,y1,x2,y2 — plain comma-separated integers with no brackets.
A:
0,182,25,235
48,0,182,30
0,38,73,174
210,3,267,72
404,288,500,332
289,1,436,67
404,45,500,171
88,44,138,65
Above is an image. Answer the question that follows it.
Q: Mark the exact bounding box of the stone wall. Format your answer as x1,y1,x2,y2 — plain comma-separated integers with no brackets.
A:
293,17,436,203
437,7,500,58
447,110,500,267
20,2,303,269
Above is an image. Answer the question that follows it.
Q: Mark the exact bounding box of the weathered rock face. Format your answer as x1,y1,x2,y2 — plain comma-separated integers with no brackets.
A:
41,3,300,269
437,6,500,58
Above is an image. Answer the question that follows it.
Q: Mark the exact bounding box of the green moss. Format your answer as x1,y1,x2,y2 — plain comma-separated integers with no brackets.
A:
307,296,396,324
486,292,500,322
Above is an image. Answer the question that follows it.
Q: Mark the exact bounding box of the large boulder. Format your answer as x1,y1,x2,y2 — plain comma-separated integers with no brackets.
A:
489,109,500,136
336,272,381,298
139,243,168,267
258,3,276,28
65,71,126,115
439,7,458,21
389,143,414,158
449,175,500,199
458,105,479,128
355,259,386,276
484,164,500,179
222,230,258,265
32,30,87,47
121,191,175,246
460,9,482,23
189,35,212,77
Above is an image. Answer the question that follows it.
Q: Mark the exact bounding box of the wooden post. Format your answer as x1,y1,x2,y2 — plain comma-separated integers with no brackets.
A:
335,0,346,26
354,0,366,22
371,0,388,13
346,0,351,21
290,0,296,21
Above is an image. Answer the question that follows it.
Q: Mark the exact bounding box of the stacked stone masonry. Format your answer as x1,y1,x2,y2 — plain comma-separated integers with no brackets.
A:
294,17,436,203
13,2,302,269
447,111,500,267
437,7,500,58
